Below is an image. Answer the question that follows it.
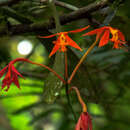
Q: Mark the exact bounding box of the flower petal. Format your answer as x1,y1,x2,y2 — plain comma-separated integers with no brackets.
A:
81,113,89,130
2,80,7,89
69,25,90,33
0,66,8,78
82,26,108,36
39,33,58,38
61,46,67,52
2,77,11,91
99,30,110,47
12,73,20,89
118,31,125,41
82,28,102,36
75,115,82,130
66,35,82,51
88,114,92,130
11,65,24,79
49,44,60,57
113,41,120,49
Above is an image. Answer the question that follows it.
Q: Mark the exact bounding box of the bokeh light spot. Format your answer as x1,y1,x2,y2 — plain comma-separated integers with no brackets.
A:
17,40,32,55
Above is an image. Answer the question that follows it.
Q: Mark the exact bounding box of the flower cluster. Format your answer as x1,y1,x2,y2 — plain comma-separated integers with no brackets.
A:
0,61,24,91
39,26,126,57
0,25,127,130
0,26,126,89
82,26,126,48
0,58,65,91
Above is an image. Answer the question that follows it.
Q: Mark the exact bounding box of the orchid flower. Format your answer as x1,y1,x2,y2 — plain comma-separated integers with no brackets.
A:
39,25,90,57
83,26,126,48
0,58,65,91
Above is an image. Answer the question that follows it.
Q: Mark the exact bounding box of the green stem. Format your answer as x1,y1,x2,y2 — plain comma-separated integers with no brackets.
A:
68,38,99,84
48,0,76,121
48,0,61,32
64,52,68,79
64,52,77,122
65,83,77,122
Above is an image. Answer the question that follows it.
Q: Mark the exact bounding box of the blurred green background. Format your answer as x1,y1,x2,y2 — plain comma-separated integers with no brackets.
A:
0,0,130,130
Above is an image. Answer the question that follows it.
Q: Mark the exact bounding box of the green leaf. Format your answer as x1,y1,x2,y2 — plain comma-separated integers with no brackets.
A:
43,52,64,103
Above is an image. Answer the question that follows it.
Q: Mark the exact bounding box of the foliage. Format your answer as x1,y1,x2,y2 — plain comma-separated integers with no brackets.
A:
0,0,130,130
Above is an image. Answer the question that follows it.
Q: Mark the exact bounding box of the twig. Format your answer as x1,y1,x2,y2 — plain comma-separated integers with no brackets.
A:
41,0,78,11
0,0,110,35
0,0,21,7
59,0,109,25
1,7,32,24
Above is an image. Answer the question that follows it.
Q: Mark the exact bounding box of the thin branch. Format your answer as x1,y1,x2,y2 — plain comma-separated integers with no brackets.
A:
0,0,21,7
0,0,110,35
1,7,32,24
41,0,78,11
59,0,109,25
43,0,100,26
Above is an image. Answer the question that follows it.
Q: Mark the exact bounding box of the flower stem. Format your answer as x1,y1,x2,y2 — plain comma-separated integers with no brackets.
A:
69,86,87,112
11,58,65,84
65,52,68,79
68,38,99,84
64,52,77,122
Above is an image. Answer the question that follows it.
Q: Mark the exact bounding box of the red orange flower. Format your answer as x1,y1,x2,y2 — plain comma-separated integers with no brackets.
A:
82,26,126,48
76,112,92,130
0,63,24,91
69,86,92,130
39,25,90,57
0,58,65,91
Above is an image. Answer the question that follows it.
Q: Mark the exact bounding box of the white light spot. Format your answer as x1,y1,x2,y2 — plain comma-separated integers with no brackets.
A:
43,124,55,130
54,92,59,96
17,40,32,55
